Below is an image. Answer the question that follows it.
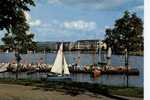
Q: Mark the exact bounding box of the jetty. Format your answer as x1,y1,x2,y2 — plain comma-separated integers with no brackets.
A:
69,66,139,75
0,63,140,75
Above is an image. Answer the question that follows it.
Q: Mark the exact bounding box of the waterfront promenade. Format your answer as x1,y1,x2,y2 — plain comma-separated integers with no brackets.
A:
0,83,142,100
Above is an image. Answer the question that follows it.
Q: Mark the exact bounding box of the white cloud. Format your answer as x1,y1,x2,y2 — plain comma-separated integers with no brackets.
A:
63,20,96,31
32,19,99,41
48,0,61,4
47,0,125,5
24,11,42,27
46,0,139,11
93,0,127,10
29,19,41,27
45,0,144,13
131,5,144,12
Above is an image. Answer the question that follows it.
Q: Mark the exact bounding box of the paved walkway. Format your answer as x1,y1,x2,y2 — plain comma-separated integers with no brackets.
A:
0,84,142,100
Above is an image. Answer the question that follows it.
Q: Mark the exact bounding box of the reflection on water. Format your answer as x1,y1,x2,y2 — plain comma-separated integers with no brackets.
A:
0,72,142,87
0,52,143,87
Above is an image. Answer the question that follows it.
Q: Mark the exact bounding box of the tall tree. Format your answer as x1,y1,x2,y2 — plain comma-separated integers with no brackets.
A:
104,11,143,54
0,0,35,53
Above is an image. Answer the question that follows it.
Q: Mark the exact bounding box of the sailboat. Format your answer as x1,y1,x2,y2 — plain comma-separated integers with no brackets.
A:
47,43,71,80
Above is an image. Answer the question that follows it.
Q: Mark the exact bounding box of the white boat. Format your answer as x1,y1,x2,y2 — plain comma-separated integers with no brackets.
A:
47,43,71,81
0,63,9,72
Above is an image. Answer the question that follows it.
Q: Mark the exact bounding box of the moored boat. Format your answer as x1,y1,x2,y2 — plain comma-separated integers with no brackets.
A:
47,43,72,81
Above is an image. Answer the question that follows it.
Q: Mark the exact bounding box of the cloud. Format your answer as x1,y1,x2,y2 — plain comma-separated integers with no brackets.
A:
93,0,130,10
45,0,143,11
63,20,96,31
31,19,99,41
131,5,144,12
36,0,144,13
29,19,41,27
47,0,105,5
48,0,61,4
24,11,42,27
49,0,104,5
35,20,97,33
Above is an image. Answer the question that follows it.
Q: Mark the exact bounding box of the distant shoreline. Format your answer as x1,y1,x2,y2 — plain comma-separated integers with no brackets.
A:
0,51,143,56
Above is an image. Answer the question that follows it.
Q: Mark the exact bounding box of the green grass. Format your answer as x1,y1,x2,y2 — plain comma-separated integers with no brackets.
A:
128,51,143,56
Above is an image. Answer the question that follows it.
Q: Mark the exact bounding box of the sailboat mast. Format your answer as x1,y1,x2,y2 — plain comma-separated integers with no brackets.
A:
62,43,64,75
77,42,80,66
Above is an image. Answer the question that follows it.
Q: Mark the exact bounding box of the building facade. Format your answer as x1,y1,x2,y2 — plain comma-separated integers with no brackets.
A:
73,39,101,51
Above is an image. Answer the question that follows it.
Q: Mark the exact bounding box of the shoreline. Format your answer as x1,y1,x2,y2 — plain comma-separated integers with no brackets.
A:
0,78,143,99
0,51,143,56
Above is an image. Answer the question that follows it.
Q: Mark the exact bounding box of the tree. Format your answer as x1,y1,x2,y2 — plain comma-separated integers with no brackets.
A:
104,11,143,54
0,0,36,53
0,0,35,31
0,0,35,79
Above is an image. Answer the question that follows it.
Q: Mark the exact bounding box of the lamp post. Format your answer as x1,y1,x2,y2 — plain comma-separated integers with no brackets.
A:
125,48,128,87
15,50,21,79
14,40,22,80
98,41,102,64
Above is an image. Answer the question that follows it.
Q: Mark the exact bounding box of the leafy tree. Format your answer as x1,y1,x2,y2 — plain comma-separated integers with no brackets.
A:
104,11,143,54
0,0,36,53
0,0,35,31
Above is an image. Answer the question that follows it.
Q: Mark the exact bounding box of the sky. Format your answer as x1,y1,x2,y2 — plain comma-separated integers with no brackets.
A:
0,0,144,44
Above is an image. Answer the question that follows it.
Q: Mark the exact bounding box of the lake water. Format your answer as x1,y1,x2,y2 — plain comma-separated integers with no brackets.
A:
0,52,143,87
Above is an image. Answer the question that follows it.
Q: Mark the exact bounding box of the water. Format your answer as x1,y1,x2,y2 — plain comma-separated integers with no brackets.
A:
0,52,143,87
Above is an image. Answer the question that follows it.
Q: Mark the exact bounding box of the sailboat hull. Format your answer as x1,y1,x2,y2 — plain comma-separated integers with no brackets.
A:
47,74,72,81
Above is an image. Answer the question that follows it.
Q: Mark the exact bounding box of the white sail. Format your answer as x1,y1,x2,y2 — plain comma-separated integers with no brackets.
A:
51,44,63,74
107,47,112,66
107,47,112,58
63,57,70,75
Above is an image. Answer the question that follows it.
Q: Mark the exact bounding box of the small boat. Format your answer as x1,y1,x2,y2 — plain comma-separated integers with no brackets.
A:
0,63,9,72
92,67,102,79
47,43,72,81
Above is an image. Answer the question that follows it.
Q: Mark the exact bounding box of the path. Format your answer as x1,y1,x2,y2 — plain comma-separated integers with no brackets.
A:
0,84,142,100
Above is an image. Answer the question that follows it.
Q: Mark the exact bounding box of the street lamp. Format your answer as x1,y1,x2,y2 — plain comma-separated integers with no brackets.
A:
125,48,129,87
14,40,22,80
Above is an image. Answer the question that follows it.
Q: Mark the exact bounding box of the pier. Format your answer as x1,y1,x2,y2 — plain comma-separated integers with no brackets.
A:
69,66,139,75
0,63,139,75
